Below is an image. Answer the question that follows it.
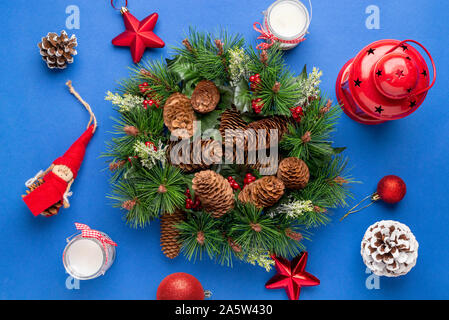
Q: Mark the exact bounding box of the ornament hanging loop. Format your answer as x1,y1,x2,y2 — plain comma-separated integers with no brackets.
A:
340,193,380,221
110,0,128,10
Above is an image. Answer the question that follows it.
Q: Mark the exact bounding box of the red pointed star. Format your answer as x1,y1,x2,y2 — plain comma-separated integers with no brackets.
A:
265,252,320,300
112,8,165,63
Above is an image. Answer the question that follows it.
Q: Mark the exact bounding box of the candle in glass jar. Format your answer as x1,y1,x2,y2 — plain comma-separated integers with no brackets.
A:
63,224,117,280
269,1,307,38
65,238,104,278
263,0,311,50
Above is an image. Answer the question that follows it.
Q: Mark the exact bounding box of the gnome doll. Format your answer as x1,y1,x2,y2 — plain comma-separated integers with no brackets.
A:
22,81,97,217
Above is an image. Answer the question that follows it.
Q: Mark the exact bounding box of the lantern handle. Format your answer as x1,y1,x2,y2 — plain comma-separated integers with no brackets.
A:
386,39,436,97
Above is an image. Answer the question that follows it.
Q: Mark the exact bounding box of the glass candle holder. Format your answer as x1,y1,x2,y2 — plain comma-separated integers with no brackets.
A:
262,0,311,50
63,229,116,280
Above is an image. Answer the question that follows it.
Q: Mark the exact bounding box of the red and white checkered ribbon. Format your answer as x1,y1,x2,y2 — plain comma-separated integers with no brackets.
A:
75,223,117,264
253,20,306,50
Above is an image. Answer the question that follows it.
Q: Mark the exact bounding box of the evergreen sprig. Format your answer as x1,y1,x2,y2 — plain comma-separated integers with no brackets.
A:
281,98,342,171
177,211,225,261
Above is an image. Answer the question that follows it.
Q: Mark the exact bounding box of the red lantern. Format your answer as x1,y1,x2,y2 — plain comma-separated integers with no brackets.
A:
336,39,436,125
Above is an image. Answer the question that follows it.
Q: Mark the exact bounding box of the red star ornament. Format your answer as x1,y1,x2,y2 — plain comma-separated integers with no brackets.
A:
265,252,320,300
112,7,165,63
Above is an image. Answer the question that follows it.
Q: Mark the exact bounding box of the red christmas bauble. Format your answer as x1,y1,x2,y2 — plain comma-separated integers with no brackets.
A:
376,175,406,204
156,272,205,300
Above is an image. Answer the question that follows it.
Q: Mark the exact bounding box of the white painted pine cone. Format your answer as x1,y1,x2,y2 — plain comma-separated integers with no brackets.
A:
361,220,418,277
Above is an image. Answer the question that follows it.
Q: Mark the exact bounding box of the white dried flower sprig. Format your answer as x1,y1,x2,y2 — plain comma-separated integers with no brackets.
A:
296,67,322,108
105,91,144,112
269,199,314,220
228,47,250,86
245,250,275,272
278,199,315,219
133,141,167,169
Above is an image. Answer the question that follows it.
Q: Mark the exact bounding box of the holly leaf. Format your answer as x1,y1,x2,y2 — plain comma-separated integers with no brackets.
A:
167,57,201,84
217,84,234,109
195,109,224,135
233,78,251,113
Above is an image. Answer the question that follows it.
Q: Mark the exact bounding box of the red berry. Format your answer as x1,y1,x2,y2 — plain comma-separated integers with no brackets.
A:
193,199,201,208
145,141,157,151
255,73,260,79
249,75,255,82
142,82,148,86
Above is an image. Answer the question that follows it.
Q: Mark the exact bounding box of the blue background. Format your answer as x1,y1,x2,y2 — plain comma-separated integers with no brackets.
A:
1,0,448,300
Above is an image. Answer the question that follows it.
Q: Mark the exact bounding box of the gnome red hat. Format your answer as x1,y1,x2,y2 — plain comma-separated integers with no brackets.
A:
22,81,97,217
52,124,95,179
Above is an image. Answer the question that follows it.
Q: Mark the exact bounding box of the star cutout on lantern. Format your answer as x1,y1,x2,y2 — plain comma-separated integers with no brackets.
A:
367,48,376,55
375,106,384,114
112,7,165,63
376,69,382,77
401,45,408,51
395,69,405,78
409,100,417,108
265,252,320,300
354,78,362,87
407,88,413,93
421,70,427,77
406,56,412,61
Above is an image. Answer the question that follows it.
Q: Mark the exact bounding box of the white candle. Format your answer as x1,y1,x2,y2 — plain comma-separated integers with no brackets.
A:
265,0,310,50
65,238,104,279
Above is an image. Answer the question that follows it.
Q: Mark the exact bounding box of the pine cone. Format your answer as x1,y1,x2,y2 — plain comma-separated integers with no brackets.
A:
277,157,309,189
191,80,220,114
192,170,235,218
245,116,290,152
167,139,222,172
160,210,185,259
22,179,62,217
219,107,247,140
163,93,196,138
38,30,77,69
361,220,419,277
238,176,285,208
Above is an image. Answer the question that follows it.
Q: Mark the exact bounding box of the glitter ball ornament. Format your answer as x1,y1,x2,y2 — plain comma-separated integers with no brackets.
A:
156,272,205,300
377,175,407,203
361,220,418,277
341,175,406,221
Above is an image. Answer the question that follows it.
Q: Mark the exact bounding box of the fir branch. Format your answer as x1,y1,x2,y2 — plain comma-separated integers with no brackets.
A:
281,98,342,170
177,212,225,261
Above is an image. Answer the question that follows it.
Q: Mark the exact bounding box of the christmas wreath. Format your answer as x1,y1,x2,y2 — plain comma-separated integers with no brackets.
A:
104,30,354,271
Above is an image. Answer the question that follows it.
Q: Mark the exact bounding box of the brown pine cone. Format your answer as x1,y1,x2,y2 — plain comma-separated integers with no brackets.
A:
22,179,63,217
163,93,196,138
160,210,185,259
277,157,310,189
245,116,290,152
191,80,220,114
239,176,285,208
192,170,235,218
38,30,77,69
167,139,222,172
219,107,247,140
